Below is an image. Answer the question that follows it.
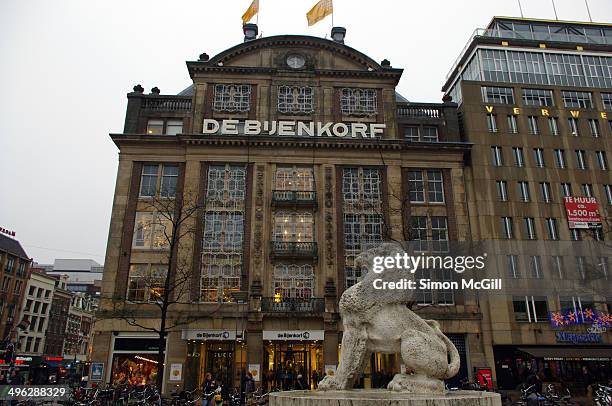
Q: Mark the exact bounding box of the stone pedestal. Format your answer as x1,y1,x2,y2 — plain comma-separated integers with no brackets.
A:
269,390,502,406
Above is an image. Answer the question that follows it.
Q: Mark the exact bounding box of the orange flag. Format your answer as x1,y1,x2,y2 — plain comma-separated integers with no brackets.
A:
242,0,259,24
306,0,333,26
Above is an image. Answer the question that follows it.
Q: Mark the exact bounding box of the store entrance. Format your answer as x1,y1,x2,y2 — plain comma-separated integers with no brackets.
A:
264,342,322,390
206,345,234,388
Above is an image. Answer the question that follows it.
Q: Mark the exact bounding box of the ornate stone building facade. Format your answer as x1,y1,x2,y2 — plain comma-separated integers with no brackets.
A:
93,29,479,393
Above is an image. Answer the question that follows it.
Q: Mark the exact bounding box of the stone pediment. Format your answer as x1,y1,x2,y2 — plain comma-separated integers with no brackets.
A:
187,35,402,81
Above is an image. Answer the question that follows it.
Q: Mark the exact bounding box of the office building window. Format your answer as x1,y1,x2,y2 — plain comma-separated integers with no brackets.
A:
430,217,449,253
518,181,530,202
575,150,587,169
545,218,559,240
486,114,498,133
540,182,552,203
602,93,612,111
507,115,518,133
148,119,184,135
533,148,544,168
277,85,314,114
340,88,377,116
588,119,600,137
560,183,572,198
522,88,554,106
507,255,520,278
570,229,581,241
513,296,548,322
596,151,608,170
551,256,564,279
524,217,537,240
513,147,524,167
548,117,559,135
562,91,593,108
554,149,566,168
481,86,514,104
501,217,514,239
527,116,539,134
576,256,587,280
491,146,503,166
581,184,593,198
530,256,543,278
407,170,444,203
604,185,612,205
213,84,251,112
568,117,579,136
496,180,508,201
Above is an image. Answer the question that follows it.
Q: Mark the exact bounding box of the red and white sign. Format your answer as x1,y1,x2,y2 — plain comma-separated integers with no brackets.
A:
563,197,602,229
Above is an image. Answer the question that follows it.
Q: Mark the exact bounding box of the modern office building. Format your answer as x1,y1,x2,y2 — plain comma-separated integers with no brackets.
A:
92,27,481,392
38,258,103,298
16,270,55,356
443,17,612,391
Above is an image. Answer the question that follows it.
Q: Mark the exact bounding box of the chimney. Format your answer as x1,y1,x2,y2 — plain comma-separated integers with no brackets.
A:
243,23,258,42
331,27,346,44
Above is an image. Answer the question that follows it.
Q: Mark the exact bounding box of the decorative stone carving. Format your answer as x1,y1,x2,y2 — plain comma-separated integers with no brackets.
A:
253,165,265,273
318,243,460,394
324,167,335,269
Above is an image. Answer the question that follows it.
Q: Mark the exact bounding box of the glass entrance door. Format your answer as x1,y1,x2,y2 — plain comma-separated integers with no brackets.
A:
264,342,322,390
207,345,234,388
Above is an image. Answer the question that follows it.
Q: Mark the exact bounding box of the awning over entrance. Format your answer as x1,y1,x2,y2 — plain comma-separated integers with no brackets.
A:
518,347,611,361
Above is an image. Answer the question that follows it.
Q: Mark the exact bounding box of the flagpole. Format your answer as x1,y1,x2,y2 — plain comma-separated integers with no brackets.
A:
584,0,593,22
256,0,259,25
551,0,559,20
517,0,524,18
331,0,334,27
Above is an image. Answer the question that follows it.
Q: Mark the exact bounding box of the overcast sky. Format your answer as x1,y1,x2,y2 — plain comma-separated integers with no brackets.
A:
1,0,610,264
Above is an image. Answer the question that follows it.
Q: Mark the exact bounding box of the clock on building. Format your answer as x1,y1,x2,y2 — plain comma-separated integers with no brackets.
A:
286,54,306,69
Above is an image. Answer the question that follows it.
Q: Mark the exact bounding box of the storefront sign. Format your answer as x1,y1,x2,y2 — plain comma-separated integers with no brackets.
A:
563,197,601,229
555,331,602,344
476,368,493,389
0,227,16,237
262,330,324,341
248,364,260,382
202,119,385,138
113,337,165,352
181,330,241,341
90,363,104,381
169,363,182,381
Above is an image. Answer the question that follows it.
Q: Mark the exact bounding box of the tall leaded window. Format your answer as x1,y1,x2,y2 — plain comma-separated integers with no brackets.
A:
213,84,251,112
277,86,314,114
200,164,246,302
340,88,377,116
342,168,384,288
274,166,314,192
273,212,314,242
273,264,313,298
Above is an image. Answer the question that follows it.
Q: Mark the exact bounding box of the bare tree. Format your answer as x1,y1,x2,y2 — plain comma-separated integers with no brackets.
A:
99,192,219,389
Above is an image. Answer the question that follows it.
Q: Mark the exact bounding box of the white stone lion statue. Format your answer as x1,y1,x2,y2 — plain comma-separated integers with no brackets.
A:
318,242,460,393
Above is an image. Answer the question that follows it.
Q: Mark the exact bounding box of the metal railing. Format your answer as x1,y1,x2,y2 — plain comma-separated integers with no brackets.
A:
270,241,317,257
261,297,325,313
271,190,317,206
141,96,192,112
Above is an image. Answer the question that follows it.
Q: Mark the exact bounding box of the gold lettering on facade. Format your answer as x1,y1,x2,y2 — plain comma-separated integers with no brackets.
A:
513,107,520,115
570,110,580,118
485,106,494,113
541,109,549,117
